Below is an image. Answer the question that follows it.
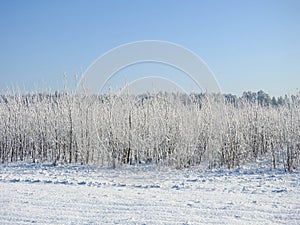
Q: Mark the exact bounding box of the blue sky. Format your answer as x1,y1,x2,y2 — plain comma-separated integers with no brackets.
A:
0,0,299,96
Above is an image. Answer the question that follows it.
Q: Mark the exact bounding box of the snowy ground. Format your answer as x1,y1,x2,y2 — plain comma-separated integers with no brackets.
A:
0,163,299,225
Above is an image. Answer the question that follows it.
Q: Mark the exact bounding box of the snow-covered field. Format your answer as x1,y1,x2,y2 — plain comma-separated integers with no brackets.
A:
0,163,299,225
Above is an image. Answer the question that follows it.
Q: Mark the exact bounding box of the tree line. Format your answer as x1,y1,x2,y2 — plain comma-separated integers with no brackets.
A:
0,90,299,171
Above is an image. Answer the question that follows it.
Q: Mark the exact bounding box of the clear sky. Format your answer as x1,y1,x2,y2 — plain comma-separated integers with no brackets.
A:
0,0,299,96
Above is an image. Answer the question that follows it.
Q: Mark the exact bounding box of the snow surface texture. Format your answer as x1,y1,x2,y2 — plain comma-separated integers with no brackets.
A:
0,164,299,225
